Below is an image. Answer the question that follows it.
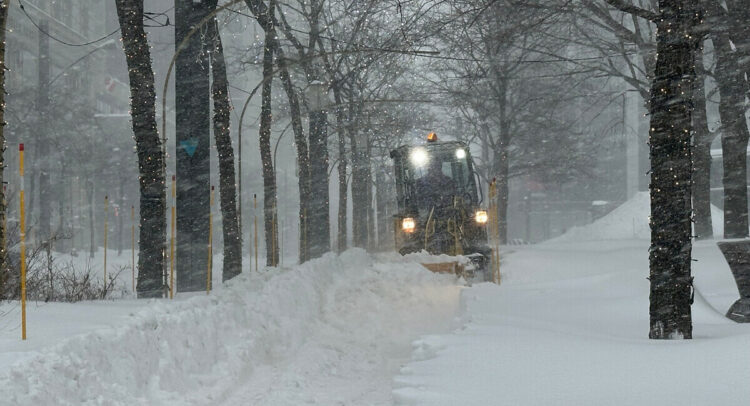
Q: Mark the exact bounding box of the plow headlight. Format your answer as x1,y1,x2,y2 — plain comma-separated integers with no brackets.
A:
410,147,429,167
402,217,416,233
475,210,488,224
455,148,466,159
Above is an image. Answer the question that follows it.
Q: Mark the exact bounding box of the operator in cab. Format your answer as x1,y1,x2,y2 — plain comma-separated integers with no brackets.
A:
415,158,458,252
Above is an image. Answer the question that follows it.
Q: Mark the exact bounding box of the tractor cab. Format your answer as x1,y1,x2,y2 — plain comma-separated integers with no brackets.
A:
390,133,491,278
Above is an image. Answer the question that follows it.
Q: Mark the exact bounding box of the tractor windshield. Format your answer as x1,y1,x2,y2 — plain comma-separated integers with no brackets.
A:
399,144,478,215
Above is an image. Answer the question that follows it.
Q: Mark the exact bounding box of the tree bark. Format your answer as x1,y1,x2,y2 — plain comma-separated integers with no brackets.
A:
333,89,348,253
692,42,713,240
0,0,8,296
350,127,369,249
375,169,391,250
306,10,331,260
494,144,510,245
115,0,167,298
713,24,749,239
175,0,211,292
308,102,330,259
366,137,375,251
647,0,700,339
258,1,279,267
207,16,242,280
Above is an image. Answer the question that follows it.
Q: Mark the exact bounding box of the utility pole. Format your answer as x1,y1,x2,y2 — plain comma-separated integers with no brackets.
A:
38,19,51,247
175,0,212,292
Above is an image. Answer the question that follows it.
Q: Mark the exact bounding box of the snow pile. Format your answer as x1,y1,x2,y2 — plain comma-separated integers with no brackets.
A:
393,241,749,405
552,191,723,242
0,249,461,405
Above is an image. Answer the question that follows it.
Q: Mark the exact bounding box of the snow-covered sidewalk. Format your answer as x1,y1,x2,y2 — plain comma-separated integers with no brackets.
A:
393,240,750,405
0,249,461,405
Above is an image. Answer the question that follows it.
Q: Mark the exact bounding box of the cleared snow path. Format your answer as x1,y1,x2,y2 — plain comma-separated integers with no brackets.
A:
0,249,461,405
393,241,750,405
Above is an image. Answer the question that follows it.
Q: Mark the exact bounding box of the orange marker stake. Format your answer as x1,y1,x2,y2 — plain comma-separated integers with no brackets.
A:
207,186,214,293
131,205,135,294
19,144,27,340
170,175,176,299
104,195,109,292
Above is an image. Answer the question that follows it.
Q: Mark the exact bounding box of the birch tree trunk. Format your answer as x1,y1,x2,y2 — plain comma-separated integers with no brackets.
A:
207,16,242,280
648,0,700,339
114,0,167,298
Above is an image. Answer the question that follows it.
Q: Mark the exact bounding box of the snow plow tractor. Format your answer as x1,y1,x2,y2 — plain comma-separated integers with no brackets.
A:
390,133,493,281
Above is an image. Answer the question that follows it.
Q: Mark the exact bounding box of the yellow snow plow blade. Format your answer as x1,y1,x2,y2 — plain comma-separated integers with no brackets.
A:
420,262,465,275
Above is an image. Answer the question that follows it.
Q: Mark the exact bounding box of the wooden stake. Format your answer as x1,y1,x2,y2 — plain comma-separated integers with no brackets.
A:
272,201,276,267
208,186,214,293
19,144,27,340
254,194,258,272
104,195,109,291
170,175,176,299
131,205,135,293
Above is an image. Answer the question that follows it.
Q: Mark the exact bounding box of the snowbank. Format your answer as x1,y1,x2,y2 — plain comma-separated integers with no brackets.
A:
551,191,723,242
0,249,461,405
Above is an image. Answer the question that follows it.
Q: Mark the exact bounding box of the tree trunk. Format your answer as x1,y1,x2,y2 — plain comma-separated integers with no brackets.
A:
175,0,211,292
334,89,348,253
692,41,713,240
275,55,311,263
714,25,749,239
242,0,311,263
308,102,330,259
647,0,700,339
258,2,279,267
351,128,369,249
0,0,8,296
375,169,391,251
115,0,167,298
366,138,375,251
207,16,243,279
495,144,509,245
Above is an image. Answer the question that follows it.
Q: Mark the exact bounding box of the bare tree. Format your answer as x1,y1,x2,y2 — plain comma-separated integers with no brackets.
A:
114,0,167,298
206,10,242,280
258,0,279,266
614,0,701,339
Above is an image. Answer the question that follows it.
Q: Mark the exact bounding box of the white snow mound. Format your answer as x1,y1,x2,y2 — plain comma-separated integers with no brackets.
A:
0,249,461,405
551,191,723,242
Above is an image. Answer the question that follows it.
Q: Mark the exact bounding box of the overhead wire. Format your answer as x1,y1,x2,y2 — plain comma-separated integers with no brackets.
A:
18,0,120,46
223,7,637,65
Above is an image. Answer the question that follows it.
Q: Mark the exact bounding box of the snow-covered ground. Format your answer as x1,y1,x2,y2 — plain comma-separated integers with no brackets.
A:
0,250,461,405
393,195,749,405
2,192,748,405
